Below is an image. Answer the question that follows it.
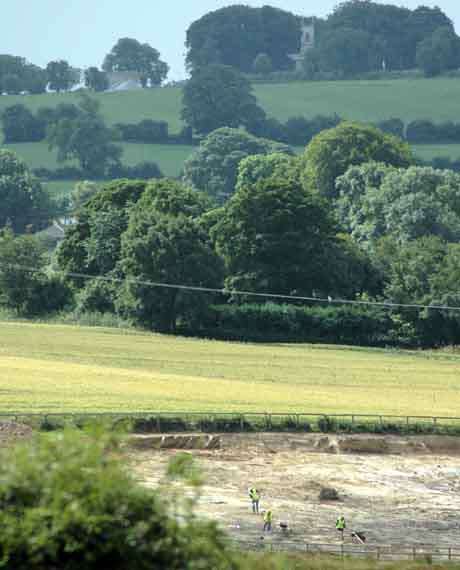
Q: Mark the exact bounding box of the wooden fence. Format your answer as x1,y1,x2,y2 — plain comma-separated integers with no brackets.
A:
236,540,460,561
1,411,460,433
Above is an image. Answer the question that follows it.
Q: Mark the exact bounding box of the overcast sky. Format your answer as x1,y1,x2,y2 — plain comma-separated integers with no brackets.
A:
4,1,460,79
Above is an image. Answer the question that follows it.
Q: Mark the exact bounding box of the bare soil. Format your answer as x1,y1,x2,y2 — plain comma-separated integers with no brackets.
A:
129,433,460,549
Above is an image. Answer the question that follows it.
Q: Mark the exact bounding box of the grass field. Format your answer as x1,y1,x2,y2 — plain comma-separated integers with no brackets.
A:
1,321,460,415
2,78,460,132
413,144,460,161
5,142,194,178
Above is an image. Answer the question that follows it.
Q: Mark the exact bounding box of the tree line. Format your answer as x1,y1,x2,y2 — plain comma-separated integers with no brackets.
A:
0,38,169,95
186,1,458,78
3,120,460,347
2,1,458,98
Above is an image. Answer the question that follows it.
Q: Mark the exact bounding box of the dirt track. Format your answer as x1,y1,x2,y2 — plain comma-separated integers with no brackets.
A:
129,433,460,549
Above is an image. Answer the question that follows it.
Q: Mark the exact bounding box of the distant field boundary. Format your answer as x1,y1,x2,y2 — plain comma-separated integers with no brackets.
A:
237,540,460,562
3,411,460,435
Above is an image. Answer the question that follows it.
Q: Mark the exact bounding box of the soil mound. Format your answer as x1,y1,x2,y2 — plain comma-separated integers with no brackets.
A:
0,422,33,445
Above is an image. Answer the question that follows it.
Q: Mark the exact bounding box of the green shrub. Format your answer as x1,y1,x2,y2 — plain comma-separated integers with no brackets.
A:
0,429,237,570
318,416,337,433
198,303,391,347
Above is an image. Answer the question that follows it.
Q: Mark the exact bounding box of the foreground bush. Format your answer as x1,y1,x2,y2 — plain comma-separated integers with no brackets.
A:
0,429,237,570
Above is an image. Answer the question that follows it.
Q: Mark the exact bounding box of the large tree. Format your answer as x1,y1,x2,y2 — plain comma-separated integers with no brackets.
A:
183,127,292,202
1,104,46,143
416,26,460,77
102,38,169,87
0,149,54,233
181,64,265,135
119,180,221,332
46,60,76,92
57,179,149,281
337,164,460,244
0,55,47,94
186,5,300,72
322,1,454,72
302,122,413,200
47,95,122,177
212,173,339,296
0,229,69,316
84,66,109,92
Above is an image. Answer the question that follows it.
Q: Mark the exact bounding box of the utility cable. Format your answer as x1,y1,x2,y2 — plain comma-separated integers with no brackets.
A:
1,261,460,313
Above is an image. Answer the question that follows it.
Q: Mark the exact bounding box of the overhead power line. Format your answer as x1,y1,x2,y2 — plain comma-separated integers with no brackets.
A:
1,261,460,313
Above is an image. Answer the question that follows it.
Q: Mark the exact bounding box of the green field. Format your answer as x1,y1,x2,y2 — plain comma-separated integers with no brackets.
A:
6,142,194,178
4,78,460,195
1,321,460,415
2,78,460,131
413,144,460,161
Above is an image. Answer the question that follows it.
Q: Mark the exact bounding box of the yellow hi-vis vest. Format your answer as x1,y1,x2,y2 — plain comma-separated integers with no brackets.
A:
336,517,346,530
264,510,273,523
250,488,260,501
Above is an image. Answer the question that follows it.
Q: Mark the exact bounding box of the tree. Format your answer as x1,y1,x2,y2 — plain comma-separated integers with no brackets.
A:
253,53,273,75
0,429,237,569
323,1,454,71
84,66,109,92
316,28,382,76
181,65,264,135
186,5,300,72
70,180,100,211
374,236,460,346
0,149,54,233
235,153,299,192
46,60,76,92
1,104,46,143
183,127,293,202
57,179,149,282
47,95,122,177
416,27,460,77
302,122,413,199
103,38,169,87
337,164,460,244
0,229,69,315
212,173,338,297
0,55,47,94
120,180,221,332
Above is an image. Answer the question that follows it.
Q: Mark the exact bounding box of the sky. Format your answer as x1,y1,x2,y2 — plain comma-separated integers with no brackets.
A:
4,1,460,79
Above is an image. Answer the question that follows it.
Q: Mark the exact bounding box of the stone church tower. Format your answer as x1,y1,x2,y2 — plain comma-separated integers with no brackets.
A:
289,18,315,72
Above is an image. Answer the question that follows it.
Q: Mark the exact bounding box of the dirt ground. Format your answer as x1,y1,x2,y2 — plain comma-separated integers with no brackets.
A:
128,433,460,550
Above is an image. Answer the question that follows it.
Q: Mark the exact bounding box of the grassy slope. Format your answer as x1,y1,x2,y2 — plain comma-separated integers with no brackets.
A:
254,79,460,123
1,322,460,414
2,78,460,129
4,78,460,190
5,142,194,177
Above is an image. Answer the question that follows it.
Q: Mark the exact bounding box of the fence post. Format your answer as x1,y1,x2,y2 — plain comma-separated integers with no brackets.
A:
449,548,452,561
413,547,416,561
376,547,381,561
240,414,245,432
156,416,161,433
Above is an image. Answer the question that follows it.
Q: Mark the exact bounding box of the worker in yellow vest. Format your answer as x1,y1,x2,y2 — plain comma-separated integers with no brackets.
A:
336,515,346,541
249,487,260,514
263,509,273,532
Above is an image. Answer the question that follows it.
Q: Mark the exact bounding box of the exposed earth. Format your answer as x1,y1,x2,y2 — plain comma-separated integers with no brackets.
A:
129,433,460,553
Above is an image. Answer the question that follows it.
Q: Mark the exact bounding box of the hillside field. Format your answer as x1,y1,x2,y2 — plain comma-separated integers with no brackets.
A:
1,321,460,415
6,142,195,179
2,78,460,132
3,78,460,188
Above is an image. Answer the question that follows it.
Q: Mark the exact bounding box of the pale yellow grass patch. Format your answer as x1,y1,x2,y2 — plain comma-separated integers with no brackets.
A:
1,322,460,414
